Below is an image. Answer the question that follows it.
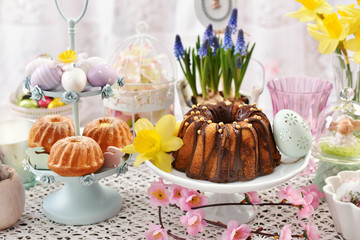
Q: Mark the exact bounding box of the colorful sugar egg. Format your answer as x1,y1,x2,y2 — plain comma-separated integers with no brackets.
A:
87,64,117,87
48,98,65,109
77,56,107,74
273,109,312,158
61,68,87,92
18,99,38,109
38,96,52,108
25,57,53,77
30,62,63,90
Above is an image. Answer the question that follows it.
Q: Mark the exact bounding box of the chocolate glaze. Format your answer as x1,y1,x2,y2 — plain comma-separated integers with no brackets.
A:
173,102,281,183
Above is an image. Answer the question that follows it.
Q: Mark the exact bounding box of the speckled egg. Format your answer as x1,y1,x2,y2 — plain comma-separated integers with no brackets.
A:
273,109,312,158
77,56,107,74
87,64,117,87
30,62,63,90
61,68,87,92
25,57,53,77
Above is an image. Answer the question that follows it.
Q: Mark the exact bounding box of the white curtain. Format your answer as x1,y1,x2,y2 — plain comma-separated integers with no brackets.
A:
0,0,344,123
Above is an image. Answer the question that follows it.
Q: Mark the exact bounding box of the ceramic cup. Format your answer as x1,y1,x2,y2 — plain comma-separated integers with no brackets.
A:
267,76,333,137
0,119,37,189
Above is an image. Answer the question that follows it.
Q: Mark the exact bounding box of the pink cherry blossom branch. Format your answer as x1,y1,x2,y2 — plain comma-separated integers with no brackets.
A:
191,201,293,210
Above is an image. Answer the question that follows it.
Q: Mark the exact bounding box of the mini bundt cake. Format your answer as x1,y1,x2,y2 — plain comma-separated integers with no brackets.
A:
28,115,75,153
172,101,281,183
48,136,104,177
82,117,133,153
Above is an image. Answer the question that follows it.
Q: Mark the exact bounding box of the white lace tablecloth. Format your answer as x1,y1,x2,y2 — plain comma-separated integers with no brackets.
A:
0,164,344,240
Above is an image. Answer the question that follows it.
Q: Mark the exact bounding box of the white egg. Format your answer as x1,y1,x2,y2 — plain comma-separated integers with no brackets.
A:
273,109,312,158
61,68,87,92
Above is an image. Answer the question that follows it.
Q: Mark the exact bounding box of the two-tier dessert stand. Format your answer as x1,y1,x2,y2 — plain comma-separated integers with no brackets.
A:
26,0,127,225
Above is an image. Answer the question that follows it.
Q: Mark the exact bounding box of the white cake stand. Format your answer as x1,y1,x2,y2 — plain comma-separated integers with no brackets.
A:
145,152,310,224
27,158,128,225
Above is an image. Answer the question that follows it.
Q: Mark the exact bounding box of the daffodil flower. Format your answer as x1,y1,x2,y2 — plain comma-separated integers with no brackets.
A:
286,0,333,22
58,50,76,63
337,4,360,34
344,29,360,63
307,13,349,54
122,114,183,172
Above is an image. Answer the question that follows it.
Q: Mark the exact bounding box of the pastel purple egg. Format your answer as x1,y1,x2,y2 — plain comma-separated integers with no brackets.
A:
87,64,117,87
30,62,63,90
25,57,53,77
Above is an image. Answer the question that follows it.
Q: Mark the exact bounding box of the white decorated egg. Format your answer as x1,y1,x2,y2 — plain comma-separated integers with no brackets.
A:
25,57,53,77
336,179,360,201
273,109,312,158
30,62,63,90
87,64,117,87
76,56,107,74
61,68,87,92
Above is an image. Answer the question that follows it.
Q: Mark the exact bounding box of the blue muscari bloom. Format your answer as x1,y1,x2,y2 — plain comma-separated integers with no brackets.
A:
228,8,238,34
212,36,220,55
222,26,233,50
236,56,242,69
174,35,185,61
203,24,214,43
235,29,246,56
198,39,209,58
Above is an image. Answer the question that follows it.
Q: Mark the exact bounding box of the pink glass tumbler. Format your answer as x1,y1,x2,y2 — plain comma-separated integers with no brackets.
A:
267,76,333,136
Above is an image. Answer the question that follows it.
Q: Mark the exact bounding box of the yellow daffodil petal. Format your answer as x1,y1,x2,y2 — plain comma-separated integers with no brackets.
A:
134,153,151,168
286,7,316,22
153,151,172,172
353,52,360,64
133,129,161,153
339,23,349,41
155,114,176,139
344,38,360,52
122,144,137,154
307,28,339,54
134,118,154,134
318,39,339,54
161,136,183,152
173,121,181,137
315,1,334,14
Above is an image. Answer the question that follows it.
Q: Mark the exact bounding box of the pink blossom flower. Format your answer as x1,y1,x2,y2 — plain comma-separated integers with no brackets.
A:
279,224,292,240
222,220,251,240
168,184,184,206
301,221,321,240
180,209,208,236
178,189,208,211
145,222,168,240
147,178,170,207
297,194,314,220
276,185,304,205
245,192,262,204
301,184,324,210
299,158,317,176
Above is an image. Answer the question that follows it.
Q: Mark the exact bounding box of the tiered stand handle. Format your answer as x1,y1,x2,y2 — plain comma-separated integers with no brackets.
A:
54,0,88,136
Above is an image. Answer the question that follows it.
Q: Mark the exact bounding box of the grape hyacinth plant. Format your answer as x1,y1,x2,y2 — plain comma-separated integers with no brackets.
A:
174,8,255,104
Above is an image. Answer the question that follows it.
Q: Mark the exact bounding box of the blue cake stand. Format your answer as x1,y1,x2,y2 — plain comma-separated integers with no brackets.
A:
27,157,128,225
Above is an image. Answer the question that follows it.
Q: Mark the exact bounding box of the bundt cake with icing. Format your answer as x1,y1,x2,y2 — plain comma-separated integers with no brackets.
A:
28,115,75,153
172,101,281,183
82,117,133,153
48,136,104,177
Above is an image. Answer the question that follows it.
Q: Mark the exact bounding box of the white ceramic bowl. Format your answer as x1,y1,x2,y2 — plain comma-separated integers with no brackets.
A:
323,170,360,240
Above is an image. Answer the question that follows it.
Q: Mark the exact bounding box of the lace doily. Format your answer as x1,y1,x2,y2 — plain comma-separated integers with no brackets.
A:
1,164,343,240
